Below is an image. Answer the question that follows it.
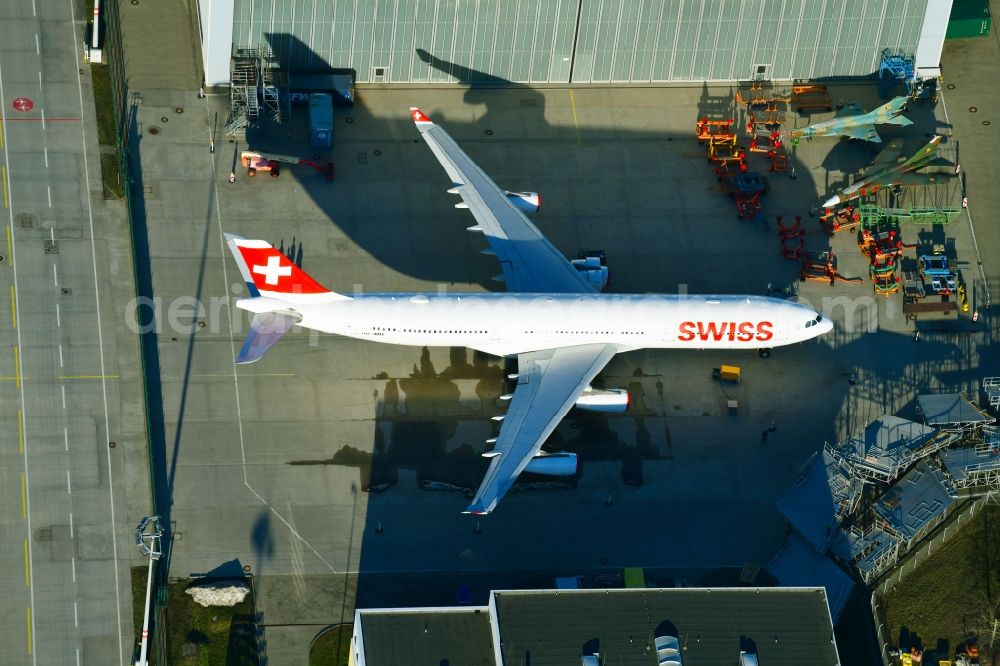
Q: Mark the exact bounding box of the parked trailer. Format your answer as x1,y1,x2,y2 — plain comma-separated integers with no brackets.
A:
309,93,333,151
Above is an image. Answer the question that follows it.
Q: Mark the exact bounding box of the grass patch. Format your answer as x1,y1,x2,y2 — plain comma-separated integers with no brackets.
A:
883,505,1000,659
90,63,117,147
89,61,125,199
309,624,352,666
168,580,258,666
100,152,124,199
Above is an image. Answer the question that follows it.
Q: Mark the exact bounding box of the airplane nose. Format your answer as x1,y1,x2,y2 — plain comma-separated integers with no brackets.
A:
823,194,841,208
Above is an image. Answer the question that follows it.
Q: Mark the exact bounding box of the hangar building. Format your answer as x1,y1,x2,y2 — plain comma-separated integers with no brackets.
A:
197,0,953,87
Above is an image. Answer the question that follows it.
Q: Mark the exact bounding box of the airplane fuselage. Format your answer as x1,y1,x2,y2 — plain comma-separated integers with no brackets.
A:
260,292,831,356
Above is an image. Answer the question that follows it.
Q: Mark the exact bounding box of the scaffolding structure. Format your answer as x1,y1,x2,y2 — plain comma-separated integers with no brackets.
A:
985,377,1000,412
939,426,1000,491
226,47,260,137
873,460,958,549
776,450,863,552
831,523,901,584
826,415,956,485
258,44,289,124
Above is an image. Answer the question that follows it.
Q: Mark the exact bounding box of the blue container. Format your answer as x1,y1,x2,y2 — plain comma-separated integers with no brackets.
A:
308,93,333,150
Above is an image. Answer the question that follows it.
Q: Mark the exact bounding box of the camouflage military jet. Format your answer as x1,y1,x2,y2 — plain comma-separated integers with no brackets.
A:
823,135,955,208
789,96,913,143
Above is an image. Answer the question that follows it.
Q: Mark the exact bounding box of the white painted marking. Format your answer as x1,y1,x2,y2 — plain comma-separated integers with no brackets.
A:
38,70,42,91
64,427,68,451
1,52,39,665
55,303,60,327
58,344,63,367
61,384,66,409
73,602,78,627
40,108,45,130
35,34,40,55
32,0,37,16
49,227,54,242
66,469,71,494
43,147,48,167
71,557,76,582
47,185,51,207
53,263,57,285
75,649,80,666
69,512,73,538
69,2,127,658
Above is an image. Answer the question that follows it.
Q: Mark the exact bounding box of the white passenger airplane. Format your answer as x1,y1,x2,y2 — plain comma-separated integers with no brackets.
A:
225,107,833,514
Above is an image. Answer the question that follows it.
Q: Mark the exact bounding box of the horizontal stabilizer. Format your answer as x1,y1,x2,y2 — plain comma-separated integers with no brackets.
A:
886,115,914,126
237,312,299,364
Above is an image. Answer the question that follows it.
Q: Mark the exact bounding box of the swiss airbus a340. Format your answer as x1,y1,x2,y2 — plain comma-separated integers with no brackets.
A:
225,108,833,515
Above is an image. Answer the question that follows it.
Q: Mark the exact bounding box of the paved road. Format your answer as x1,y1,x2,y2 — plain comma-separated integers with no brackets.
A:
0,1,137,663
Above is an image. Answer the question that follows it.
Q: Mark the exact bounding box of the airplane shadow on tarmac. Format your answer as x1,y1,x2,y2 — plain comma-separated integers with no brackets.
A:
287,345,663,497
242,38,852,293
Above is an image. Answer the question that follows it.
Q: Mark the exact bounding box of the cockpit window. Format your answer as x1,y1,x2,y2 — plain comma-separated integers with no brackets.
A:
815,314,823,323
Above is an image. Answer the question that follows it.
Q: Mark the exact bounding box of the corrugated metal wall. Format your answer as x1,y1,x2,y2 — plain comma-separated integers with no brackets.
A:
231,0,930,83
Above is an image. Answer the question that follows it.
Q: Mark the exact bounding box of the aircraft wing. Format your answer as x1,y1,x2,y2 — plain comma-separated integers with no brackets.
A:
411,107,595,294
861,139,904,176
466,343,620,514
882,172,955,187
841,124,881,142
835,102,864,118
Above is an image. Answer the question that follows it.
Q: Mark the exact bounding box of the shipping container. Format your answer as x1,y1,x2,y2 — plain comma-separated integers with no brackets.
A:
308,93,333,151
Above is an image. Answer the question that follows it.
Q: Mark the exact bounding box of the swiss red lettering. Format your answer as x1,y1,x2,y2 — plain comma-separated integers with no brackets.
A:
756,321,774,342
698,322,727,341
736,321,755,342
677,321,774,343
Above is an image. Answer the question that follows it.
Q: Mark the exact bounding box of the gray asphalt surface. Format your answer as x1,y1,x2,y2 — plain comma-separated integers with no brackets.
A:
0,2,140,664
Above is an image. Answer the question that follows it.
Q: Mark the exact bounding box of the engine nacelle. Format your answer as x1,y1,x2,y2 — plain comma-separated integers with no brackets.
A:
571,256,609,291
524,451,578,476
505,191,541,214
575,387,629,413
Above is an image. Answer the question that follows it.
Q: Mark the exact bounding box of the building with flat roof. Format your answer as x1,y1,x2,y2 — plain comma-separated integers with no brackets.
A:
352,587,841,665
196,0,954,86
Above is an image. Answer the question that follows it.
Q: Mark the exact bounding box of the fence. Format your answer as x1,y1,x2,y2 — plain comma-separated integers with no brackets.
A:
101,0,172,663
870,491,998,665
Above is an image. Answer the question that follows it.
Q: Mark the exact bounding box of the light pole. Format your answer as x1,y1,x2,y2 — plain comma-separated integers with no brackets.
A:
134,516,164,666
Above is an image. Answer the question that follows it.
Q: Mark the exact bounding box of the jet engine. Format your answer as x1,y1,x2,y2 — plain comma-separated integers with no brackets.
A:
524,451,578,476
575,387,629,413
571,254,609,291
505,191,541,214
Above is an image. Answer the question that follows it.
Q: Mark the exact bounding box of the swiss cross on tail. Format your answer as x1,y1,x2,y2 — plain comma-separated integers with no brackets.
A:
410,107,434,128
230,239,330,294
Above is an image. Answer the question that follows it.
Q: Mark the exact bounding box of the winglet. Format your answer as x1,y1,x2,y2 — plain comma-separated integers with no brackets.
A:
410,107,434,130
463,503,489,516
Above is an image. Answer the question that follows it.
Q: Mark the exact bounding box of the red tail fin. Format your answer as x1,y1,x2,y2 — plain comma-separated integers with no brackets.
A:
225,235,331,296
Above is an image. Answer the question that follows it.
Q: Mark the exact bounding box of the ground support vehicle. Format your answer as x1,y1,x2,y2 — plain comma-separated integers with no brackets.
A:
240,151,335,180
